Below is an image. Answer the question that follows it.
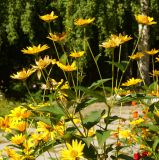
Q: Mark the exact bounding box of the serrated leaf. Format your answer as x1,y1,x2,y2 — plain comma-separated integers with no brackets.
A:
104,115,121,124
83,110,105,129
96,130,111,146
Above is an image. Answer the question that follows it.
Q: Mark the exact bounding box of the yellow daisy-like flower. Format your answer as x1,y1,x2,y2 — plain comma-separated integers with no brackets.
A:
39,11,58,22
60,139,85,160
150,70,159,77
10,120,28,132
100,34,132,49
118,129,131,139
122,78,143,86
145,48,159,55
156,57,159,62
0,116,11,132
135,14,157,25
9,106,31,119
129,52,144,60
130,118,144,125
57,61,77,72
33,56,52,70
47,32,66,42
4,147,22,160
154,108,159,117
10,68,35,80
74,18,95,26
11,134,26,145
21,44,49,55
70,50,85,58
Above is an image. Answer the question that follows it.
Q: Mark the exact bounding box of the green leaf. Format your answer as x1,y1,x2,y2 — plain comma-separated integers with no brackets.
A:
75,97,98,113
153,138,159,151
81,137,93,147
89,78,112,89
95,53,101,62
75,86,106,102
36,101,65,116
59,52,68,64
104,115,121,124
83,110,105,129
96,130,111,146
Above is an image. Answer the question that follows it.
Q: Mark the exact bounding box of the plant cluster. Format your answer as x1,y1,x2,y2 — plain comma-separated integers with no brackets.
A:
0,11,159,160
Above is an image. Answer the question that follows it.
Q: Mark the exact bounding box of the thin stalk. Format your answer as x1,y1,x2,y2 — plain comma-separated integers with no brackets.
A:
118,31,143,88
116,45,122,88
112,50,115,95
152,56,155,81
23,81,36,104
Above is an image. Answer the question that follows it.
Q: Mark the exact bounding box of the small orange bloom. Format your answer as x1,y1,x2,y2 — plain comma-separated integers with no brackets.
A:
133,111,138,118
131,101,137,106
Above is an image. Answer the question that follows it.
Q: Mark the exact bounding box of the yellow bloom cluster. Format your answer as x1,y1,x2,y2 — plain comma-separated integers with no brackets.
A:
101,33,132,49
130,118,144,125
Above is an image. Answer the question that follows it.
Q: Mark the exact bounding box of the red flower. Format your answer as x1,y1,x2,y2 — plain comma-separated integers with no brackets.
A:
133,153,141,160
141,151,148,157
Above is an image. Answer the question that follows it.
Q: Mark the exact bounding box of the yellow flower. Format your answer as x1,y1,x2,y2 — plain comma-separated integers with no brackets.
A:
47,32,66,42
0,116,11,132
74,18,95,26
122,78,143,86
135,14,157,25
69,50,85,58
150,70,159,77
57,61,77,71
10,68,35,80
129,52,144,60
9,106,31,119
10,120,28,132
145,48,159,55
60,139,85,160
100,34,132,49
32,56,52,79
156,57,159,62
11,134,26,145
4,147,21,160
118,129,131,139
130,118,144,125
39,11,58,22
21,44,49,55
154,107,159,117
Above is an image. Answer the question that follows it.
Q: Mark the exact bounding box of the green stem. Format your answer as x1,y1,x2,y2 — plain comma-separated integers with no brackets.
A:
112,50,115,95
23,81,36,104
116,45,122,88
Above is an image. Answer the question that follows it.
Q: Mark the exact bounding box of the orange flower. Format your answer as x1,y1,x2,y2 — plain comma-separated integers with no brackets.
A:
131,101,137,106
133,111,138,118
